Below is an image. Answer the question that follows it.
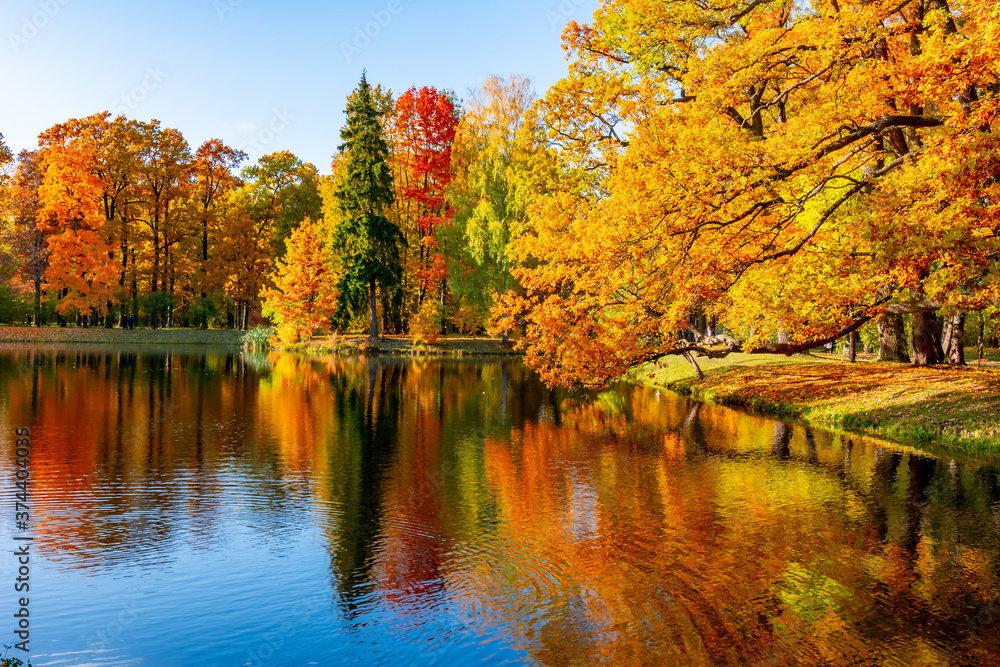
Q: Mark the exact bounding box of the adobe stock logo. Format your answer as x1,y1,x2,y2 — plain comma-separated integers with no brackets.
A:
545,0,590,32
111,66,169,116
214,0,243,21
340,1,404,63
7,0,71,53
240,108,295,162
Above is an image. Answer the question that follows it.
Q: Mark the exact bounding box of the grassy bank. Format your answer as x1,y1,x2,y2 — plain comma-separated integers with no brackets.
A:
273,334,522,358
640,352,1000,453
0,325,243,345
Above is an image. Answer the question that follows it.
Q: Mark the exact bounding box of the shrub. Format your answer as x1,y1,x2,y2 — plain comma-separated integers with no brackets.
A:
0,285,32,325
140,292,176,327
188,297,218,329
453,300,485,338
241,325,276,350
410,299,441,346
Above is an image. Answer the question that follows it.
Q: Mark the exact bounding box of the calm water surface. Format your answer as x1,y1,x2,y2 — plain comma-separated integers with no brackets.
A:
0,345,998,666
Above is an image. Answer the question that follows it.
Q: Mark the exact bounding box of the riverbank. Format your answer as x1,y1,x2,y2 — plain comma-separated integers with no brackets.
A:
273,334,522,357
0,325,523,357
0,325,243,345
640,352,1000,452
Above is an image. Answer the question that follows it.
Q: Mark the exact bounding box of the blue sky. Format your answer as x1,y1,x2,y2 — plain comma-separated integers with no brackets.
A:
0,0,600,173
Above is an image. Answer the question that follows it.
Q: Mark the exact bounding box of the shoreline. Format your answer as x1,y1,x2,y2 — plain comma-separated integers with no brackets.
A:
640,356,1000,453
269,334,523,358
0,325,243,346
0,326,522,358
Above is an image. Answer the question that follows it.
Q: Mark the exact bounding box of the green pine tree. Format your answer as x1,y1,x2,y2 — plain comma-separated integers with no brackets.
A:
332,73,405,338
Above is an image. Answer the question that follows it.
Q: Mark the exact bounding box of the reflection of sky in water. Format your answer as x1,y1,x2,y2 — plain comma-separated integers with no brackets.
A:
0,346,997,666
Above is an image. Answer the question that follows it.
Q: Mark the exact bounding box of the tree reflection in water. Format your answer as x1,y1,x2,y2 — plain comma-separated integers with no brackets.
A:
0,347,997,665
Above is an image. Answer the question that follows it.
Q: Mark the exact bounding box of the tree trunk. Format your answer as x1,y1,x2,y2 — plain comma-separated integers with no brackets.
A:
683,352,705,381
369,279,379,339
944,312,966,365
440,277,448,335
847,331,857,363
57,288,69,327
912,310,942,366
501,281,510,346
933,315,946,362
152,213,160,295
167,282,175,328
32,270,41,327
878,314,910,362
201,215,209,300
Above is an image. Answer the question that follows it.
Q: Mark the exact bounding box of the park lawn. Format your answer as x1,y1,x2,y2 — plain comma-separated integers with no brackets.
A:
641,354,1000,453
971,346,1000,363
0,325,243,345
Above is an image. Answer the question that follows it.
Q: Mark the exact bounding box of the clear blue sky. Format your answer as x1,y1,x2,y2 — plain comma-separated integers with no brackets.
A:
0,0,600,173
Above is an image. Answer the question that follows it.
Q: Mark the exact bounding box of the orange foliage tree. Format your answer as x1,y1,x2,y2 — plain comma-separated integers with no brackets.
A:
261,217,339,344
4,150,49,324
494,0,1000,387
37,136,122,320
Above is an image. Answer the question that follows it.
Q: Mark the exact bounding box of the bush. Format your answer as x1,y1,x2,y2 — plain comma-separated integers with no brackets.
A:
0,285,32,325
274,322,308,345
858,320,879,354
241,325,276,350
140,292,176,326
410,300,441,346
188,297,218,329
453,300,486,338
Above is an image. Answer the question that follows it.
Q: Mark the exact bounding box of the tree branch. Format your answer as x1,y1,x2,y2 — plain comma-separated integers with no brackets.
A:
816,115,943,159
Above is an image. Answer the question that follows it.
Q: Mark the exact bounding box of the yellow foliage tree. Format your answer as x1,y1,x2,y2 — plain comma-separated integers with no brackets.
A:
496,0,1000,387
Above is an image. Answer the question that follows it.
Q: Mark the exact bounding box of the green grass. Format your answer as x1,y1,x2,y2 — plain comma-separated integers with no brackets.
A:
967,346,1000,363
636,350,836,386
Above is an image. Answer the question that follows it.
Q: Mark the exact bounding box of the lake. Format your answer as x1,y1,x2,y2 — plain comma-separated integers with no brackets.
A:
0,346,998,666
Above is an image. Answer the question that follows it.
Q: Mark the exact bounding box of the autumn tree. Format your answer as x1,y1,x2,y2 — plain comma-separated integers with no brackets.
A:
209,194,271,330
496,0,1000,388
332,73,406,339
134,121,192,327
189,139,246,313
451,75,535,338
261,217,339,344
391,86,460,328
240,150,322,259
5,151,49,325
203,151,318,330
0,133,10,168
0,136,32,323
92,115,145,326
37,135,122,322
